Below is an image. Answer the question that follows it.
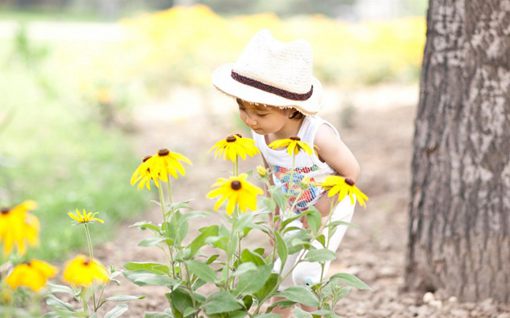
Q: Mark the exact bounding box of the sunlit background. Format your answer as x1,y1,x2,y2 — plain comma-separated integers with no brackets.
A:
0,0,426,260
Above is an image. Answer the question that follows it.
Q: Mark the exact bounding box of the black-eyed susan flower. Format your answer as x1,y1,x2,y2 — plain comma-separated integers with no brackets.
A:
321,176,368,207
0,201,39,256
131,149,191,189
209,134,259,162
130,155,156,190
5,259,57,292
207,173,264,215
68,209,104,225
62,255,109,287
268,136,313,157
149,148,191,182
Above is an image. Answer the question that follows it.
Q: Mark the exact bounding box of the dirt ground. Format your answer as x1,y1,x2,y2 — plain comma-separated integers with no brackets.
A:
94,85,510,317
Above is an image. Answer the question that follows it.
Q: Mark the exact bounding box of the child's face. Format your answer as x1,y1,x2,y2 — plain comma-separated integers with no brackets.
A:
237,100,290,135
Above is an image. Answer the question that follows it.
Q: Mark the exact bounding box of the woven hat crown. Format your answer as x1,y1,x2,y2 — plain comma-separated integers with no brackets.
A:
233,30,314,95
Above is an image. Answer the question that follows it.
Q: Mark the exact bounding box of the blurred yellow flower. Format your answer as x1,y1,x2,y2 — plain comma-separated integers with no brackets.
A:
62,255,109,287
207,173,263,215
130,155,156,190
0,201,39,256
209,134,259,162
68,209,104,224
321,176,368,207
269,137,313,156
5,259,57,292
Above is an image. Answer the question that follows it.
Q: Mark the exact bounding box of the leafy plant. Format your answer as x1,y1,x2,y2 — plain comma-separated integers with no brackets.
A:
126,135,369,317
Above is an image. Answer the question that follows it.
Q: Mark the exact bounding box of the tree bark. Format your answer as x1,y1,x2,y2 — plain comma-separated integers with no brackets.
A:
406,0,510,302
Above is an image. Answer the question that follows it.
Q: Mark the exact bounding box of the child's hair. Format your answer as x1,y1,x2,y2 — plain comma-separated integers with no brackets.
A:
236,98,305,120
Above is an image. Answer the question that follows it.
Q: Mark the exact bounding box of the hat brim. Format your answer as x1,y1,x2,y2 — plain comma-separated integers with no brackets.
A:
212,63,322,115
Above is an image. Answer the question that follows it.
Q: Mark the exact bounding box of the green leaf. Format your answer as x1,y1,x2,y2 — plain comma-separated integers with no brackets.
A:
188,225,219,256
303,249,336,263
274,231,288,267
293,307,313,318
166,288,194,317
254,314,281,318
253,273,279,302
279,286,319,307
233,213,256,233
234,264,272,296
138,236,166,247
46,283,74,296
233,262,258,276
45,294,74,311
207,254,220,264
104,304,128,318
124,262,169,275
240,249,265,266
269,186,287,211
329,273,371,290
305,208,321,234
106,295,144,302
316,234,326,248
185,260,216,283
203,291,243,315
130,221,161,232
124,271,178,288
144,312,173,318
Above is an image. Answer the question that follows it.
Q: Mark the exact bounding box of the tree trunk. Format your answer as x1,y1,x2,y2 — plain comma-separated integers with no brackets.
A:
406,0,510,302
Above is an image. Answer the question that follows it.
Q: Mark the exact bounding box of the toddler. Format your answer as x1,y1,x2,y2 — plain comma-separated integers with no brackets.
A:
212,29,360,316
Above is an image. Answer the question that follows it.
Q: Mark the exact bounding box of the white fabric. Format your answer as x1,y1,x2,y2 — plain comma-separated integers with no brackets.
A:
212,29,323,115
252,116,340,213
274,195,356,289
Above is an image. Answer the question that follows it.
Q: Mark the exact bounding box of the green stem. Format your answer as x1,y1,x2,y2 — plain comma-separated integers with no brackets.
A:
158,183,167,220
84,224,94,260
234,155,239,176
167,179,174,206
319,200,336,283
287,155,296,217
80,287,89,316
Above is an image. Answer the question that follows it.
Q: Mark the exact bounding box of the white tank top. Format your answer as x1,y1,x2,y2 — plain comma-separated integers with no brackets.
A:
252,116,340,213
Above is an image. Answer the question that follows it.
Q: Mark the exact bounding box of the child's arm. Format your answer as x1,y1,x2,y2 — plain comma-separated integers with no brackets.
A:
314,124,360,182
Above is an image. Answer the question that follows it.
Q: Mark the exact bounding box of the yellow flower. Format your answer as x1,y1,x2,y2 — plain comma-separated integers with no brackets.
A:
130,149,192,189
5,259,57,292
209,134,259,162
130,155,157,190
320,176,368,207
207,173,264,215
67,209,104,224
268,136,313,156
0,201,39,256
62,255,109,287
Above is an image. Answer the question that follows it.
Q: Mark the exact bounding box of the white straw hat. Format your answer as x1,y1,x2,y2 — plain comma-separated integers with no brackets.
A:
212,29,322,115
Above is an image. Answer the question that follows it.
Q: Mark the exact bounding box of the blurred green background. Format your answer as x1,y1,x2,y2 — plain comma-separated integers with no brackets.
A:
0,0,426,260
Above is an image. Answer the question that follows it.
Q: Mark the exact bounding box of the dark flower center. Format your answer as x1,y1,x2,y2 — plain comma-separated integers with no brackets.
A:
142,155,152,162
290,136,300,141
158,149,170,156
226,135,237,143
230,180,242,190
1,208,9,215
235,133,243,138
26,261,32,267
83,260,91,266
345,178,355,186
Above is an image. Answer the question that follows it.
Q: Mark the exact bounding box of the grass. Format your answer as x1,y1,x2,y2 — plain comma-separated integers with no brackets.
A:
0,7,101,22
0,39,148,261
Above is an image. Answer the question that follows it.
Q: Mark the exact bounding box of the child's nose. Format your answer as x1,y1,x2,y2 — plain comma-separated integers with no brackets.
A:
244,116,257,126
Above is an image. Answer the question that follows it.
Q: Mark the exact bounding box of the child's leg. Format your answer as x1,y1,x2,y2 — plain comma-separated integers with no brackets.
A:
292,196,356,287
